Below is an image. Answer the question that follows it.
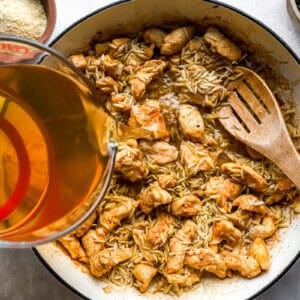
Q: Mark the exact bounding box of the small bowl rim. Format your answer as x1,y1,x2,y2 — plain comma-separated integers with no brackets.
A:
39,0,57,43
287,0,300,31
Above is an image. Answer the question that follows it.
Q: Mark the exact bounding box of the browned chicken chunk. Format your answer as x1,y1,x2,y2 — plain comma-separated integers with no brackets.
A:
171,194,202,217
246,146,265,160
138,183,172,214
82,227,106,259
75,212,97,238
227,210,251,229
68,54,87,70
128,100,169,140
221,251,261,278
233,194,268,215
95,76,119,94
249,216,276,240
102,55,124,78
276,177,294,191
185,247,227,278
132,223,156,263
203,26,242,61
115,141,148,182
95,42,110,55
248,238,270,271
99,196,138,232
178,104,205,142
204,176,241,211
125,44,155,69
143,27,167,48
111,93,134,112
130,60,167,99
133,263,158,293
157,174,176,189
161,26,195,55
139,140,178,164
146,211,175,247
221,162,267,192
211,220,242,252
166,220,197,274
90,248,132,277
164,269,201,287
180,141,216,176
59,235,88,263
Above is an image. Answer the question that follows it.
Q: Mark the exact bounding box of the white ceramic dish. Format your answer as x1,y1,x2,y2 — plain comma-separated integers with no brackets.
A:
35,0,300,299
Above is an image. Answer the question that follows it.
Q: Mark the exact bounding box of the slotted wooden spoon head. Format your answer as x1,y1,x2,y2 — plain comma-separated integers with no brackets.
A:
218,66,300,189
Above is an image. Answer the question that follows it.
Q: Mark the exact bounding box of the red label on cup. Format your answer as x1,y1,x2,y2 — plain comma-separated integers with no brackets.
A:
0,42,39,63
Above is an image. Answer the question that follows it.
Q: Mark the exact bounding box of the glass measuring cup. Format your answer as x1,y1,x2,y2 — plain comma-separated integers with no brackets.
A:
0,36,117,248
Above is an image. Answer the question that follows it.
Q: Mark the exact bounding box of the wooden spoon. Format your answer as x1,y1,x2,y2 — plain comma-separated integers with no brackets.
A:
217,66,300,189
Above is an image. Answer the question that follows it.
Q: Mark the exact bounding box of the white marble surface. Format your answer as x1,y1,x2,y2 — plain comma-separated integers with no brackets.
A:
0,0,299,299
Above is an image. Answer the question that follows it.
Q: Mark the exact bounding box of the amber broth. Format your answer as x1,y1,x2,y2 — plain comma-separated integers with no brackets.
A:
0,65,105,236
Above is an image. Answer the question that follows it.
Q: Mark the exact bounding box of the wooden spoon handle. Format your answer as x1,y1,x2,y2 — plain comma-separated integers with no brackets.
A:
263,130,300,190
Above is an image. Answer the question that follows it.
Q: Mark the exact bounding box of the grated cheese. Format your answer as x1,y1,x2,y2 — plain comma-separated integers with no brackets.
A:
0,0,47,40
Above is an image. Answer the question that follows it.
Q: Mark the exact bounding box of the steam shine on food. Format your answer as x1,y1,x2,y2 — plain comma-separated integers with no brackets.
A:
60,25,300,295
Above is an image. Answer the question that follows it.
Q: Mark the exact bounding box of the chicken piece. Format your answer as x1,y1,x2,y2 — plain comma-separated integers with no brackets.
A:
139,140,178,164
146,211,175,247
111,93,134,112
248,238,270,271
85,55,102,67
171,194,202,217
75,212,97,238
186,38,206,52
111,38,130,48
68,53,87,71
115,141,148,182
276,177,294,191
232,194,268,215
133,263,157,293
221,163,267,192
227,210,251,229
211,220,242,252
82,227,107,259
143,27,167,48
203,26,241,61
128,100,169,140
180,141,216,177
59,235,88,263
95,76,119,94
137,183,172,214
102,55,124,78
264,191,286,205
90,248,132,277
130,60,167,100
132,226,156,263
221,251,261,278
161,26,195,55
95,42,110,55
108,38,130,56
157,174,176,189
125,44,155,69
204,176,241,211
249,216,276,240
246,146,264,160
166,220,197,274
163,269,201,287
178,104,205,142
100,196,138,232
185,248,227,278
179,89,220,108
